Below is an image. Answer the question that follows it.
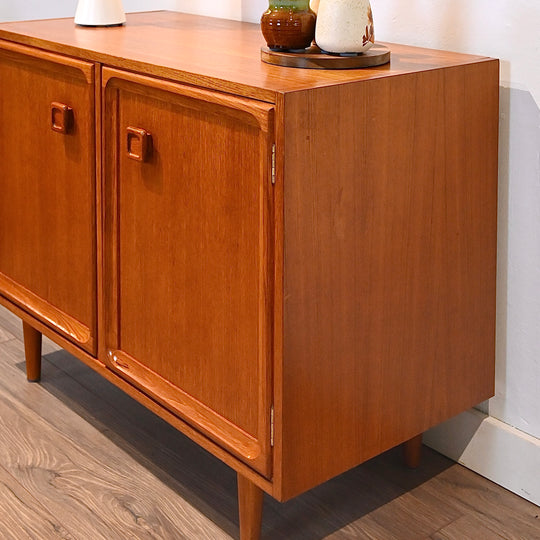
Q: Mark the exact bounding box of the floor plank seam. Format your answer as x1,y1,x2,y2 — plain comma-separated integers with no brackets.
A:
1,306,539,540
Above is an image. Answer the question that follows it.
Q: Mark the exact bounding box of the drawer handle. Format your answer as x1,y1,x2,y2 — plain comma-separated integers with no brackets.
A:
127,127,153,162
51,102,74,134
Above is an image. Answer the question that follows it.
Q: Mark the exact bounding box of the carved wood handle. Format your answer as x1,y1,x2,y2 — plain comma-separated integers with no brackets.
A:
51,102,74,134
127,126,153,162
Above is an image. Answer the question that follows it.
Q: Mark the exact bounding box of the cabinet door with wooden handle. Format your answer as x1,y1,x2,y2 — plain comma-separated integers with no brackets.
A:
103,67,275,478
0,40,97,355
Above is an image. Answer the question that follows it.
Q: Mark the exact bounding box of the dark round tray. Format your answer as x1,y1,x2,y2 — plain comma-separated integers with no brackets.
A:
261,43,391,70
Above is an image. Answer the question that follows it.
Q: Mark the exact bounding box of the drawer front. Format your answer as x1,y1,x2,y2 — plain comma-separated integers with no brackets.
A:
0,41,97,354
102,68,275,477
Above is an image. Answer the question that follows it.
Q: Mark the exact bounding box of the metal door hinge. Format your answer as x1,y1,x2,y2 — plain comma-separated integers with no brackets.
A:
270,405,275,447
271,143,276,185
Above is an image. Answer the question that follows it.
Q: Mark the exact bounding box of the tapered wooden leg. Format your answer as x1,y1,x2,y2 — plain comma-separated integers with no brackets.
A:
403,434,423,469
237,474,263,540
22,321,42,382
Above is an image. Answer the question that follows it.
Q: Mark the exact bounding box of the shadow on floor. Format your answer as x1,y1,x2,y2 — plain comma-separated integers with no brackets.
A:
18,350,455,539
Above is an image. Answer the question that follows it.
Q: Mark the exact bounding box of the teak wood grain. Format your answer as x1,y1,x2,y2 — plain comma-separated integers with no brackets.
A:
0,41,97,355
0,12,492,103
0,12,499,540
101,68,274,477
276,60,499,499
0,273,93,348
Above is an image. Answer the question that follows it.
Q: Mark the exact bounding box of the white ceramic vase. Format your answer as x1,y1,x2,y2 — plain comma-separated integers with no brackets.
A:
315,0,375,54
75,0,126,27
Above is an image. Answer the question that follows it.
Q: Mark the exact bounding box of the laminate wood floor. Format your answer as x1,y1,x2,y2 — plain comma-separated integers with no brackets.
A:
0,305,538,540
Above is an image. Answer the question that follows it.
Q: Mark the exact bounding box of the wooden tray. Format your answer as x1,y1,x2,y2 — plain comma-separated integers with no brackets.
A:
261,43,390,70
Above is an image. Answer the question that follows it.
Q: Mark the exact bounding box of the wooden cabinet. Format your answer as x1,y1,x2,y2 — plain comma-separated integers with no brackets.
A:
0,12,499,540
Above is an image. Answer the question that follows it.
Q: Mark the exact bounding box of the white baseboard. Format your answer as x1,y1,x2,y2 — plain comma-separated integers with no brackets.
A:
424,408,540,506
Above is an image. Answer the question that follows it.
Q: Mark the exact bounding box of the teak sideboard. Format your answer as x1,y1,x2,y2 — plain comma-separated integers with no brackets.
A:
0,11,498,539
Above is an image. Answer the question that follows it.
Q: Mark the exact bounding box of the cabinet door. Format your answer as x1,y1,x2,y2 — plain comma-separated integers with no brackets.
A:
0,42,96,354
102,68,274,477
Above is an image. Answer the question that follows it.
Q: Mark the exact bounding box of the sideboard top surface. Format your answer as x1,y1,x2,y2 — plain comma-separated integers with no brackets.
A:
0,11,493,102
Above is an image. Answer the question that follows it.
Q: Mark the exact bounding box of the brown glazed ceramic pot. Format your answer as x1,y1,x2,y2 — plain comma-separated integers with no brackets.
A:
261,0,316,51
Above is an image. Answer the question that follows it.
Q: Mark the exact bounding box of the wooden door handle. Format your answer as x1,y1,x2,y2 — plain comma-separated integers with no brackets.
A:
51,102,74,134
127,127,153,162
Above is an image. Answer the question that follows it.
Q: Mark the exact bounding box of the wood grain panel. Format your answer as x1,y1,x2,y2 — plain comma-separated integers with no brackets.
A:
0,42,97,355
102,68,274,132
0,273,92,347
102,71,274,477
107,349,262,460
0,12,492,102
277,60,499,499
0,39,93,83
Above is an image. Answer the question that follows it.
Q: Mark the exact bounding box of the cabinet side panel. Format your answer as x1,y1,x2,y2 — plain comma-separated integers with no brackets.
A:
280,60,499,499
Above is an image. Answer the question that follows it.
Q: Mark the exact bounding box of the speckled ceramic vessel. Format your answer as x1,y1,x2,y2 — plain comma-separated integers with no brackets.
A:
261,0,316,51
315,0,375,54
